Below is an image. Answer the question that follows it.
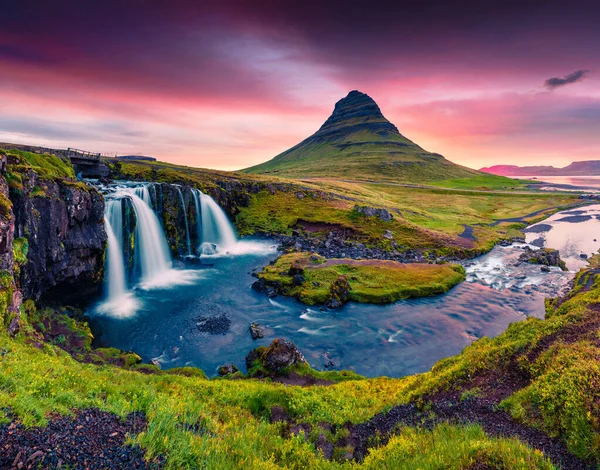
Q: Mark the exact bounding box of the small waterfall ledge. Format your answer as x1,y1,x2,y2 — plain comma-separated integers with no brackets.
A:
94,181,247,317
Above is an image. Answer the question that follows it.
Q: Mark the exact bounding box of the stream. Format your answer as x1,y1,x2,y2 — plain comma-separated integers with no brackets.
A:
89,184,600,378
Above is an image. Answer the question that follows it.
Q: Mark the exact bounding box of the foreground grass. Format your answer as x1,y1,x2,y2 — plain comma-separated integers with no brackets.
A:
0,329,553,469
258,252,465,305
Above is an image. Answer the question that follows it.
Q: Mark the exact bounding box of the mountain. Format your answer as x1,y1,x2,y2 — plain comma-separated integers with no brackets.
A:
242,91,484,182
481,161,600,177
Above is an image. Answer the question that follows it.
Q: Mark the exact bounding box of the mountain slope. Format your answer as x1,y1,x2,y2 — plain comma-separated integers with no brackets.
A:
242,90,485,183
481,160,600,177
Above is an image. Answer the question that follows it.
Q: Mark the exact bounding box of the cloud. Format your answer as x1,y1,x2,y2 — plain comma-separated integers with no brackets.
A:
544,69,591,90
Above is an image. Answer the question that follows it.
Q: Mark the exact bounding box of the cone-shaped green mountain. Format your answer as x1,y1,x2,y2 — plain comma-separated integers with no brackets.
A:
242,90,482,182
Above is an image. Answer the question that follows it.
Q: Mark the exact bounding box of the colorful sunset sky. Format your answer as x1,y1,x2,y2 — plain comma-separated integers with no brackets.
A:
2,0,599,170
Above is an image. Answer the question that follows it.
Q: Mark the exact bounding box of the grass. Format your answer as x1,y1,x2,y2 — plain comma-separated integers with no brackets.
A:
257,252,465,305
2,262,600,465
0,316,556,469
3,149,75,180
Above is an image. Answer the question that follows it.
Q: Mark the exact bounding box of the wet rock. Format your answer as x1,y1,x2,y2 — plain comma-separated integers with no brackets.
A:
519,247,567,271
249,322,266,340
218,363,239,376
540,266,550,273
580,253,589,259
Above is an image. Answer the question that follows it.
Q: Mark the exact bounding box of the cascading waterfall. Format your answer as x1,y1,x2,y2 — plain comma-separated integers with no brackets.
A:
127,187,173,284
103,199,127,300
97,198,139,317
191,188,202,249
96,181,261,317
198,191,238,254
176,186,192,256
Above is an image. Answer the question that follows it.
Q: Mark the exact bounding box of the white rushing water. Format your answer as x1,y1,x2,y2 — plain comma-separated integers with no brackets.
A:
176,186,192,256
128,187,173,284
97,199,139,317
96,182,276,318
199,191,238,254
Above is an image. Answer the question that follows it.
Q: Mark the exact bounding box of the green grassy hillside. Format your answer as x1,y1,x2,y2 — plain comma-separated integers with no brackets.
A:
242,91,513,186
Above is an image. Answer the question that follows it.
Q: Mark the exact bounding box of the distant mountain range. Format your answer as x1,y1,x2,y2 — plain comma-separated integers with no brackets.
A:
480,161,600,177
243,90,495,183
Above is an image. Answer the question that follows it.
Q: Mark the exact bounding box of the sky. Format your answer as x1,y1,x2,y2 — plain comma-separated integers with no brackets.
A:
1,0,599,171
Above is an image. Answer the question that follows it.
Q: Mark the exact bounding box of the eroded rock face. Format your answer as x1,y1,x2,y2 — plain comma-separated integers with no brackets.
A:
8,161,106,302
0,157,20,332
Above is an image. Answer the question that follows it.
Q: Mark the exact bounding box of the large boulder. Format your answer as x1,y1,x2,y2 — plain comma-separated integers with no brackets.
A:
246,338,307,374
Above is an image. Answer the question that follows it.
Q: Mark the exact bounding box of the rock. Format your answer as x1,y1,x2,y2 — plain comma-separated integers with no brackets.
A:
288,264,304,276
217,363,239,376
266,286,278,298
540,265,550,272
326,275,351,308
580,253,589,259
249,322,266,340
245,348,263,369
519,247,567,271
383,230,394,239
292,274,305,286
261,338,307,372
354,205,393,222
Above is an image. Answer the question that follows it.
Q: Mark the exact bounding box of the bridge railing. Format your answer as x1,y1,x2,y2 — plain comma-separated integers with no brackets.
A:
67,148,101,161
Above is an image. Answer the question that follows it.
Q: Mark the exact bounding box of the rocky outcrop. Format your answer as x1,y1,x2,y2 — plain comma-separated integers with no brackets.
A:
519,247,567,271
1,152,107,314
0,155,20,333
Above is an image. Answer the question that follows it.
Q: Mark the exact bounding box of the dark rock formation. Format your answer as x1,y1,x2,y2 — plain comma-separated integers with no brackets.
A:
247,338,308,374
326,275,351,308
0,156,20,332
519,247,567,271
9,166,106,302
249,322,266,340
218,363,239,376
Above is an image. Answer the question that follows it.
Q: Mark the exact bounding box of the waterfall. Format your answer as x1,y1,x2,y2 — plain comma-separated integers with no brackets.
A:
176,186,192,256
127,187,173,284
191,188,202,251
104,199,127,300
97,198,139,317
199,192,237,253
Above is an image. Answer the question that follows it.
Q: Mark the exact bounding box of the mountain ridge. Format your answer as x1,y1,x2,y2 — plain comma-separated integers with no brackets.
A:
481,161,600,177
242,91,487,183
